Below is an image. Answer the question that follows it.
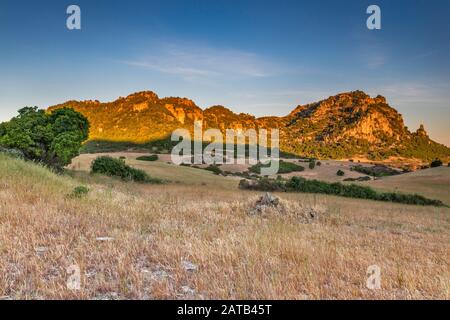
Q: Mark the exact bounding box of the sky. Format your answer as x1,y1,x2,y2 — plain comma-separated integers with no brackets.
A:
0,0,449,145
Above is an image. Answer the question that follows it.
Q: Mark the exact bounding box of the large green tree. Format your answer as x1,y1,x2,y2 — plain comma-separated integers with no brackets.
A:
0,107,89,168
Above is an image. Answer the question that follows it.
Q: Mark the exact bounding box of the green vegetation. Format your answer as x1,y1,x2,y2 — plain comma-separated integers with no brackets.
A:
336,169,345,176
309,160,316,170
430,159,443,168
249,160,305,175
343,176,371,182
91,156,161,183
69,186,90,198
0,107,89,169
239,176,444,207
351,165,400,177
136,154,159,162
0,146,24,158
204,164,222,175
81,139,176,154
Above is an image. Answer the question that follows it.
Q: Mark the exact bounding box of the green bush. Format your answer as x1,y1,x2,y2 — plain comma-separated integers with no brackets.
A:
136,154,158,162
430,159,443,168
249,160,304,174
69,186,89,198
316,161,322,166
309,160,316,170
343,176,371,182
336,169,345,176
204,164,222,175
351,165,399,177
239,176,444,207
91,156,161,183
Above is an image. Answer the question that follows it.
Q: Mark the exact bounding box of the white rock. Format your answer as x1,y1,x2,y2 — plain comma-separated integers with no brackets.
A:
96,237,114,242
182,260,198,272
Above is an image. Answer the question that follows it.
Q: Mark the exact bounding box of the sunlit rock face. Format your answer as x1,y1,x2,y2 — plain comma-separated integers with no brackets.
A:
48,90,450,161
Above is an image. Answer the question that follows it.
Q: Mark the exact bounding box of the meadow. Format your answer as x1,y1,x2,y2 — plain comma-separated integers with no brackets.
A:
0,153,449,299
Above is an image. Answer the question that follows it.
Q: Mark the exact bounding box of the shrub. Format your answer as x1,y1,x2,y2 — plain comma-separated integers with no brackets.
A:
239,178,286,192
204,164,222,175
119,156,126,159
0,146,24,159
343,176,371,182
309,160,316,170
249,160,304,174
336,169,345,176
69,186,89,198
136,154,158,162
239,176,444,207
430,159,443,168
316,161,322,166
91,156,161,183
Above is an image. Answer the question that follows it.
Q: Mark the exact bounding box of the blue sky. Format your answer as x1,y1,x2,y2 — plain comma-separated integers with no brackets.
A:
1,0,449,145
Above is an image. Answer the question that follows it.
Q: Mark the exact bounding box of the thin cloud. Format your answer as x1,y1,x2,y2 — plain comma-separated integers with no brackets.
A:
122,42,278,81
374,83,450,105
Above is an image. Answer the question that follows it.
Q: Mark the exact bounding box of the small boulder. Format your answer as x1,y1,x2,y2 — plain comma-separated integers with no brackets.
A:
250,192,282,215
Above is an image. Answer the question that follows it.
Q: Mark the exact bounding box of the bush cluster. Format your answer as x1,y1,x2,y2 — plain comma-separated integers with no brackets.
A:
136,154,158,162
69,186,89,198
351,165,399,177
91,156,161,183
336,169,345,176
204,164,222,175
430,159,443,168
239,176,444,207
343,176,371,182
249,160,305,175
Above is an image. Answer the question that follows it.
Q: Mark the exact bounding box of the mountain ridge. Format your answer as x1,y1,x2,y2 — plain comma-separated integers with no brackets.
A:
48,90,450,163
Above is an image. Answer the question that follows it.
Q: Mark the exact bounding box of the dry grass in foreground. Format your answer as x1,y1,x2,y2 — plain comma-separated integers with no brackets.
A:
0,154,449,299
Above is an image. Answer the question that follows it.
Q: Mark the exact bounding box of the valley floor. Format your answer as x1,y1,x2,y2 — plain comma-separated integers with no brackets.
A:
0,154,449,299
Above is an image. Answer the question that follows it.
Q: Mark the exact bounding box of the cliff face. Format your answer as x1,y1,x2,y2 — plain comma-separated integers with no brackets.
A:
48,90,450,161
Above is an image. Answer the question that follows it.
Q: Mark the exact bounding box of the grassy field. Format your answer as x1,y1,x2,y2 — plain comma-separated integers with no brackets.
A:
68,152,239,190
0,153,449,299
357,167,450,204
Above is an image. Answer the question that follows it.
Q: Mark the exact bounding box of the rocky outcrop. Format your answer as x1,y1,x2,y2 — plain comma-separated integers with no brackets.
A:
47,90,450,161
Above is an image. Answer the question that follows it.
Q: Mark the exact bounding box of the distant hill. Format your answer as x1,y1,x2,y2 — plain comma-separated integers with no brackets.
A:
48,90,450,162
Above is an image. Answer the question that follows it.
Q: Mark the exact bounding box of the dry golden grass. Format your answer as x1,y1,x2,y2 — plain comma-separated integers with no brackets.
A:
0,154,449,299
358,166,450,204
69,152,239,189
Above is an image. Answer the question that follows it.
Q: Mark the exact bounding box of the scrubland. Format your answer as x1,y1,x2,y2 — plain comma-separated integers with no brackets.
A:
0,154,449,299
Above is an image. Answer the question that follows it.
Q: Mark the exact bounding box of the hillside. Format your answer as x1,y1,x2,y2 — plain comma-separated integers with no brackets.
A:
48,90,450,162
1,153,449,299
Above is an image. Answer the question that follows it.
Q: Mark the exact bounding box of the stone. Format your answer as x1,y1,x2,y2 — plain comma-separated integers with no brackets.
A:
182,260,198,272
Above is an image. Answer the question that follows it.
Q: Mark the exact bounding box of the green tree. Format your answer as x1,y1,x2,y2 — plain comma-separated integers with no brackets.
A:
0,107,89,168
430,159,443,168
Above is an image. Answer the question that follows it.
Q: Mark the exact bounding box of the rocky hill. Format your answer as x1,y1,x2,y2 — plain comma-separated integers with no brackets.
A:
48,90,450,162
